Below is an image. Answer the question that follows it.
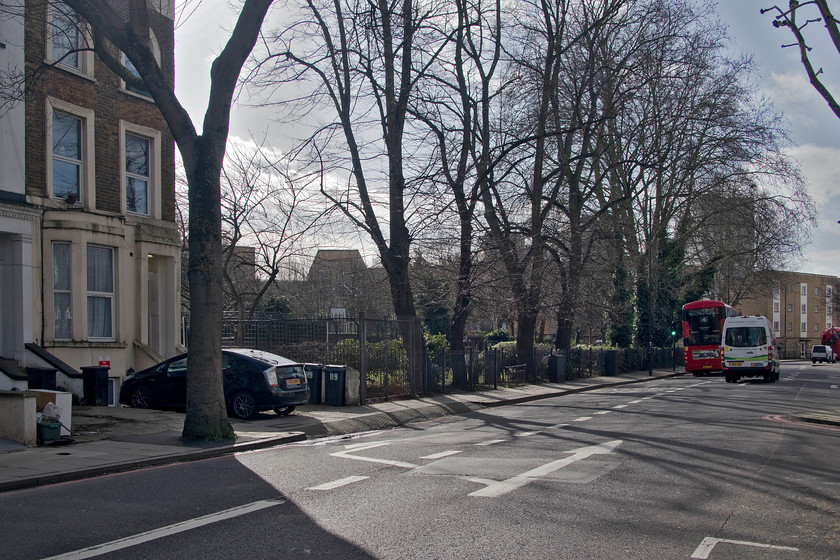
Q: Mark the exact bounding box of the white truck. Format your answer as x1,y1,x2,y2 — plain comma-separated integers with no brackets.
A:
721,315,780,383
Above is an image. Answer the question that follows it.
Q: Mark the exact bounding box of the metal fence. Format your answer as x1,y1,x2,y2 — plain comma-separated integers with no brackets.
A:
189,314,683,403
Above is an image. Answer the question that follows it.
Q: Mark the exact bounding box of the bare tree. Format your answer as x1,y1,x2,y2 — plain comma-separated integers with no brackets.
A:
219,139,323,343
405,0,508,387
252,0,452,394
763,1,840,120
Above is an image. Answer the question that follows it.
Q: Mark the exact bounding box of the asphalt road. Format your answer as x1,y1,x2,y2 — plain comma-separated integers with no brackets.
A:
3,360,839,559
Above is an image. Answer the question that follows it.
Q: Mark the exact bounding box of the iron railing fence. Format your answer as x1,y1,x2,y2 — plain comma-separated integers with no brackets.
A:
181,314,687,403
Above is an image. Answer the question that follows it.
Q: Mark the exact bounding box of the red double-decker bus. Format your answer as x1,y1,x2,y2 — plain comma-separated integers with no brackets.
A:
682,300,740,376
822,326,840,357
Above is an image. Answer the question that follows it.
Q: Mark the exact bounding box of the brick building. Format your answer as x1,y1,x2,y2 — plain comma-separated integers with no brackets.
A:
738,271,837,359
0,2,181,404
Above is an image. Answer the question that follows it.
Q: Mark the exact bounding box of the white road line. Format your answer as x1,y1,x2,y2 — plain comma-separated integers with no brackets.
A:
594,410,611,415
628,399,643,404
331,441,418,468
421,450,462,460
690,537,798,559
549,423,569,429
612,404,628,409
573,416,593,422
515,431,539,437
469,440,623,497
307,476,369,491
40,500,285,560
475,439,506,446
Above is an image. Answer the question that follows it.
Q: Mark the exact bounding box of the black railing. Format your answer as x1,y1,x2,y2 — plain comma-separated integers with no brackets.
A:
184,314,684,403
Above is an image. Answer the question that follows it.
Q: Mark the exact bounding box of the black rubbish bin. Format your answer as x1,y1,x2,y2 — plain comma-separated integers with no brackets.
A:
28,368,58,390
548,354,567,382
605,350,618,376
323,365,346,406
81,365,109,406
547,355,561,383
305,364,323,404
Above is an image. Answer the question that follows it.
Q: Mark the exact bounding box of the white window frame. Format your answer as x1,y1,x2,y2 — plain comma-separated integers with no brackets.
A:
46,1,94,78
87,245,115,341
52,241,72,340
800,322,807,334
46,98,95,207
120,121,161,218
801,285,807,295
120,29,160,99
802,304,807,314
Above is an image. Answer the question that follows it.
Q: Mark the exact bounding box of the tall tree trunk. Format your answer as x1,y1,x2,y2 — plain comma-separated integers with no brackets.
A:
182,138,233,440
448,226,473,390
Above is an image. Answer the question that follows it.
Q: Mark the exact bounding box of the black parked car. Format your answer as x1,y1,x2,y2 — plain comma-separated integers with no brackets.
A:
119,348,310,419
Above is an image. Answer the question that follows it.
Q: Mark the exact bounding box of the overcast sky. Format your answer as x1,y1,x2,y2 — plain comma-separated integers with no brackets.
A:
174,1,840,277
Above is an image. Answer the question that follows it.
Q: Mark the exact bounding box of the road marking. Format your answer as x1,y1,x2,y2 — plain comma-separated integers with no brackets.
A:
628,399,643,404
331,441,418,468
573,416,593,422
515,431,539,437
307,476,369,490
612,404,628,409
421,450,462,460
550,423,569,429
690,537,798,559
475,439,506,446
594,410,611,415
40,500,284,560
468,440,622,497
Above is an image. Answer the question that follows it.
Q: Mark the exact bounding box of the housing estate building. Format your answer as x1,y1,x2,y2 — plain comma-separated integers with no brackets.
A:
0,2,181,405
738,271,837,359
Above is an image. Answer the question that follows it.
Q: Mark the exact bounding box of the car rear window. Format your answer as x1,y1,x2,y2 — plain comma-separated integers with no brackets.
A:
725,326,767,347
813,346,826,352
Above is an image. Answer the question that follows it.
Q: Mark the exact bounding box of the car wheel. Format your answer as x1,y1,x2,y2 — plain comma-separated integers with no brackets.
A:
273,406,296,416
229,391,258,420
130,386,152,409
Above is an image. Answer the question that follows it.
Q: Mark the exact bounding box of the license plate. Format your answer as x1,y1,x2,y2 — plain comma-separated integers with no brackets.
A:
286,378,301,387
729,361,743,367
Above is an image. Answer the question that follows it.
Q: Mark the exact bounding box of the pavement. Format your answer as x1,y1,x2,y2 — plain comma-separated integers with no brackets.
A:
1,367,837,493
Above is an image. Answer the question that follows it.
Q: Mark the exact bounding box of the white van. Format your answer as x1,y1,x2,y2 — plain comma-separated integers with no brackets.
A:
721,315,780,383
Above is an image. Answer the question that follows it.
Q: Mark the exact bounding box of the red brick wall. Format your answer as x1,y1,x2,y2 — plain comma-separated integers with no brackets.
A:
24,3,176,222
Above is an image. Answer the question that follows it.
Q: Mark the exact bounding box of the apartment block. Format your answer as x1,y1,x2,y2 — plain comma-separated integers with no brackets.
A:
0,2,181,405
738,271,838,359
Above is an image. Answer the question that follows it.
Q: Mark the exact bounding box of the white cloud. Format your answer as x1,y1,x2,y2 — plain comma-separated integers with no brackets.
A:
783,143,840,276
787,144,840,205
